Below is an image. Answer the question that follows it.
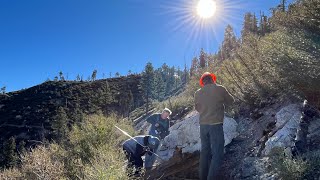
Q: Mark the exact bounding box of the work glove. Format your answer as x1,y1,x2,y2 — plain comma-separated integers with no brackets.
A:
143,146,151,152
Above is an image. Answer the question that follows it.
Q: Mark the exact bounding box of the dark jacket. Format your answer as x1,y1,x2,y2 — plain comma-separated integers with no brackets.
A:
147,113,170,139
122,135,154,157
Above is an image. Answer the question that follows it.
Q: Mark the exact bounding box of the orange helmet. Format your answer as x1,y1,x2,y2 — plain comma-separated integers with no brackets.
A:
199,72,216,87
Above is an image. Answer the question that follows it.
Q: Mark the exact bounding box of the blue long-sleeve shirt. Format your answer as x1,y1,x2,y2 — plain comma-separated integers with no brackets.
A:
146,113,170,139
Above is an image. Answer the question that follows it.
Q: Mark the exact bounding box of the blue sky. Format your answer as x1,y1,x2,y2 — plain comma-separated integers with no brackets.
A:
0,0,292,92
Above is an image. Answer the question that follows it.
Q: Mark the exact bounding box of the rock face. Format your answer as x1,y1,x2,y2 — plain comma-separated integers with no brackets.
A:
263,103,320,155
263,104,302,155
145,103,320,179
146,111,238,179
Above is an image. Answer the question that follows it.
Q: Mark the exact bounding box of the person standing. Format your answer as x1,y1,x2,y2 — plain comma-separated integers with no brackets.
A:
194,72,234,180
145,108,172,170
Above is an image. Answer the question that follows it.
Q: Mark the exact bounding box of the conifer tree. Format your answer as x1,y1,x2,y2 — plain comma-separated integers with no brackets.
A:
252,14,258,33
242,13,253,37
154,73,165,100
218,25,238,62
141,62,155,114
190,57,199,77
52,107,68,143
199,48,207,68
0,86,6,94
76,74,81,81
182,63,189,84
59,71,65,81
91,70,97,81
1,137,18,168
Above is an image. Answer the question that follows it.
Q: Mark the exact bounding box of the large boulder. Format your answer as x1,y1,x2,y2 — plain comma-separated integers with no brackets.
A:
145,111,238,179
158,111,238,160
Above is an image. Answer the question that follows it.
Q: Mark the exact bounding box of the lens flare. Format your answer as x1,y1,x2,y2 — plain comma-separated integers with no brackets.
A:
157,0,245,57
196,0,217,19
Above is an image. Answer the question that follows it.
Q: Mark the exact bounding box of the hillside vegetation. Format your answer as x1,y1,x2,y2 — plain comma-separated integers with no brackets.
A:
0,0,319,179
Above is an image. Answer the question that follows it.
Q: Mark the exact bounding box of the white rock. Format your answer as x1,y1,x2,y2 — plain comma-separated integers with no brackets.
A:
263,104,302,155
275,104,301,128
158,111,239,161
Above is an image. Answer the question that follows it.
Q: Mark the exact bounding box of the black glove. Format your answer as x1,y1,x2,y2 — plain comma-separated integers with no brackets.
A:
143,146,151,152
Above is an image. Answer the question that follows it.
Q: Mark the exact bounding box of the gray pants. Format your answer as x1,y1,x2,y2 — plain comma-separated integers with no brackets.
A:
200,124,225,180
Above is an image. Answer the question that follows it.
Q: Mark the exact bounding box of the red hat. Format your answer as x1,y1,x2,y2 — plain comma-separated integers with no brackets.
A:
199,72,216,87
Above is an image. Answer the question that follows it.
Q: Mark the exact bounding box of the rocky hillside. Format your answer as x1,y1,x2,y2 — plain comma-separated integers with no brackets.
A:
143,100,320,179
0,75,144,147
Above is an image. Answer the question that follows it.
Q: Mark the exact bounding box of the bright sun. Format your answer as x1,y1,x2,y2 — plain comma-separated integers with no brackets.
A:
196,0,217,19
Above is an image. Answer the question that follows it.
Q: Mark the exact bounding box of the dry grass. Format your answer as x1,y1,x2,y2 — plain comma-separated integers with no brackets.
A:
0,113,134,180
0,144,66,180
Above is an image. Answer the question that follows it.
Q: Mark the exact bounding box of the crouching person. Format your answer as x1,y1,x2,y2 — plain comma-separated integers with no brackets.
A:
145,108,171,170
122,135,160,177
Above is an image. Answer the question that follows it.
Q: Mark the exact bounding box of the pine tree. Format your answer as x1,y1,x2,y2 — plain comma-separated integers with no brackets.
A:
0,86,6,94
280,0,286,12
166,66,176,95
263,16,270,34
190,57,199,77
182,63,189,84
252,14,258,34
161,63,170,92
115,72,120,77
104,81,113,103
119,91,130,116
127,90,134,119
52,107,68,143
2,137,18,168
154,73,165,101
218,25,238,61
259,12,265,35
199,48,207,68
17,140,26,156
141,62,155,114
72,97,85,124
59,71,65,81
242,13,253,37
76,74,81,81
91,70,97,81
259,12,270,36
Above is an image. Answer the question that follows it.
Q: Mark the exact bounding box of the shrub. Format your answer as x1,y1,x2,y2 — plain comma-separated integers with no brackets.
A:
158,93,193,119
0,168,23,180
64,113,134,179
0,113,135,180
0,144,66,180
21,144,66,180
269,147,320,180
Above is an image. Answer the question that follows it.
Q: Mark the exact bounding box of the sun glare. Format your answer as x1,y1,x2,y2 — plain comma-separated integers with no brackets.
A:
159,0,244,54
196,0,217,19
